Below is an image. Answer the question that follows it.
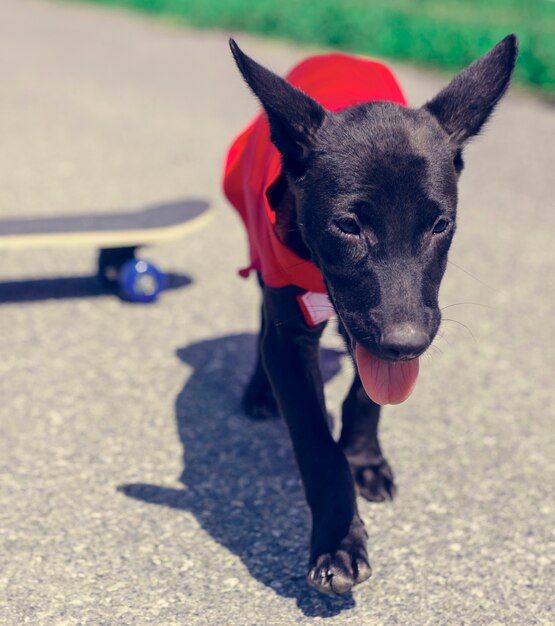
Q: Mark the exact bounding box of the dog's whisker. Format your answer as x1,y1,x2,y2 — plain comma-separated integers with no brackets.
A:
272,311,306,326
433,332,452,347
284,260,315,270
274,313,338,327
303,305,336,310
274,314,306,327
447,260,498,292
441,301,494,311
441,318,477,343
429,343,443,356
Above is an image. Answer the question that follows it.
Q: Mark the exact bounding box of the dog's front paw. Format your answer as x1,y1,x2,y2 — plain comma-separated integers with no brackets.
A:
352,458,396,502
307,522,371,595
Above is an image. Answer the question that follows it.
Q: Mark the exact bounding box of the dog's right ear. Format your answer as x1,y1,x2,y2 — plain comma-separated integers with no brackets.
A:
424,34,518,145
229,38,326,177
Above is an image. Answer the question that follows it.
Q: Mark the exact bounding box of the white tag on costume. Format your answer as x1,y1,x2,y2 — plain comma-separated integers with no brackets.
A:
296,291,335,327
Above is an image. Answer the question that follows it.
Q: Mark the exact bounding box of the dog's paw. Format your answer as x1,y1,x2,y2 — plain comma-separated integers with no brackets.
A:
307,530,371,595
352,459,396,502
241,381,279,420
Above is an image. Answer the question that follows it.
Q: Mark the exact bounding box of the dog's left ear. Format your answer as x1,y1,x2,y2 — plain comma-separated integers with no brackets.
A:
229,38,326,177
424,34,518,145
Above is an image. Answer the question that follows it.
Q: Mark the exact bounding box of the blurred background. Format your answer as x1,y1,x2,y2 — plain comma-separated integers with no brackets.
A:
67,0,554,96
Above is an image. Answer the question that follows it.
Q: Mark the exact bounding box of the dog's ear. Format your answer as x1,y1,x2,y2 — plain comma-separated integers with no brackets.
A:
229,38,326,177
424,34,517,145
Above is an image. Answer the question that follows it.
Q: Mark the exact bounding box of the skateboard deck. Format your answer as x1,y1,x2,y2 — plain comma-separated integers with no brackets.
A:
0,199,212,250
0,199,212,302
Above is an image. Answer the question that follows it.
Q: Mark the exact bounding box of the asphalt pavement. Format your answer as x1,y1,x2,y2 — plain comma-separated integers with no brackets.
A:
0,1,554,624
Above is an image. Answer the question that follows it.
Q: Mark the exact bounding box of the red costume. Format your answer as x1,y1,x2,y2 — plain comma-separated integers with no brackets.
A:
223,53,406,322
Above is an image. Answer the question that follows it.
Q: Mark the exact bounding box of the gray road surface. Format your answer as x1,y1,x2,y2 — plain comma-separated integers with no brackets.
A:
0,1,554,624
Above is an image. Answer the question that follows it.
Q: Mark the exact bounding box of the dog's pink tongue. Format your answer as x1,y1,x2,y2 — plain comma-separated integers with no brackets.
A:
355,343,419,405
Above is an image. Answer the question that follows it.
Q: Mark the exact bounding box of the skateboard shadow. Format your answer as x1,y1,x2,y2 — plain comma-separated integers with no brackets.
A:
0,273,191,304
119,332,358,618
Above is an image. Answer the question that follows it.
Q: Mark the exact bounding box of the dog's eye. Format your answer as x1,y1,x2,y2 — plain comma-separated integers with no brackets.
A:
432,218,450,234
336,217,360,235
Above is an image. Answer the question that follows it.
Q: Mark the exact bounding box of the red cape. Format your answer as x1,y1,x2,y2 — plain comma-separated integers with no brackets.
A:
223,53,407,293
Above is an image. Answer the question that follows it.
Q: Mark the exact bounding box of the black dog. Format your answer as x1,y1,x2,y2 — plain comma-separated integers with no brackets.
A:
226,35,517,594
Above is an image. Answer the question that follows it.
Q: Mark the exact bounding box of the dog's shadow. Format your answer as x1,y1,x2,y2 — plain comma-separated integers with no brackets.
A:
119,332,357,617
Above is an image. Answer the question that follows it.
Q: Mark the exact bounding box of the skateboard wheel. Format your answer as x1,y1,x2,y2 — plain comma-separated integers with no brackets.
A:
98,247,137,285
118,259,167,302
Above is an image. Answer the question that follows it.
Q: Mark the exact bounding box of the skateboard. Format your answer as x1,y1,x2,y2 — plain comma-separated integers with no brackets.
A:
0,199,212,302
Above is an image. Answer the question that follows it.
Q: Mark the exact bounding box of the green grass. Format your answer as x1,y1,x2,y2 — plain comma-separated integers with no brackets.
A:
64,0,554,95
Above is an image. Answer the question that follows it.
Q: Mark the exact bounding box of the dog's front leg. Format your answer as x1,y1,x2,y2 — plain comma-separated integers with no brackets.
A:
339,374,396,502
261,285,372,595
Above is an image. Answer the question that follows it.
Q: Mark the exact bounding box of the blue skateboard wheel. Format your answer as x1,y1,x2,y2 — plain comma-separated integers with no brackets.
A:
118,259,167,303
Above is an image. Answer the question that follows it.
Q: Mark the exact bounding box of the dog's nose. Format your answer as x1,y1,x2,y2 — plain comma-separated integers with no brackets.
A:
379,323,430,360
